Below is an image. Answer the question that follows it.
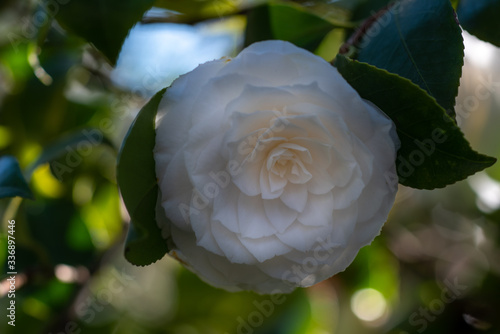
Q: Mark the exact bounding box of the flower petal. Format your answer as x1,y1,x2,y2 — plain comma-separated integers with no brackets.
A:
211,221,257,264
260,163,284,199
219,51,300,86
297,192,334,227
306,166,338,195
240,235,292,262
184,132,226,193
188,191,224,257
170,225,285,293
276,222,332,252
224,85,295,116
212,184,240,234
268,170,288,193
238,193,277,238
330,173,365,210
157,149,193,231
264,198,299,233
155,59,228,159
280,183,308,212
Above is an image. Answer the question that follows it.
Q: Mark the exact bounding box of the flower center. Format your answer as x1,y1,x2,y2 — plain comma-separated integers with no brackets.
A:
266,143,312,185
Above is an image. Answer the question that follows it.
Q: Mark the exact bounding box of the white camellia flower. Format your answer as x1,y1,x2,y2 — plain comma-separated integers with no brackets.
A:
154,40,399,294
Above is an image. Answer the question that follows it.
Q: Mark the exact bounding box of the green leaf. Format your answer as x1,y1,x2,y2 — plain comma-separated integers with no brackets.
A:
117,88,169,266
52,0,155,64
0,156,34,200
26,128,115,179
244,3,336,52
355,0,464,117
153,0,267,23
350,0,392,22
457,0,500,47
334,55,496,189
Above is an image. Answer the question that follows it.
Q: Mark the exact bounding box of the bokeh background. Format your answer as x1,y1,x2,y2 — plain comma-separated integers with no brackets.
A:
1,0,499,333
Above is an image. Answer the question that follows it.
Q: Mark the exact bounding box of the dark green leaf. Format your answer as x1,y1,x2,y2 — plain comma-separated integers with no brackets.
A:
0,156,34,200
457,0,500,47
323,0,367,12
245,3,336,52
350,0,392,22
25,128,115,179
335,55,496,189
153,0,267,23
52,0,155,64
153,0,219,18
117,88,169,266
355,0,464,117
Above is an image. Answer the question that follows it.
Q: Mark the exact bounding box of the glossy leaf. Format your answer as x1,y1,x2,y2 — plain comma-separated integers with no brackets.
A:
245,3,336,52
53,0,155,64
355,0,464,117
335,55,496,189
117,88,169,266
457,0,500,47
0,155,34,200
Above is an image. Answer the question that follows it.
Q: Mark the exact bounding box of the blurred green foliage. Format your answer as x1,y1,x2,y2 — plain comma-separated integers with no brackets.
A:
244,3,337,52
0,0,499,334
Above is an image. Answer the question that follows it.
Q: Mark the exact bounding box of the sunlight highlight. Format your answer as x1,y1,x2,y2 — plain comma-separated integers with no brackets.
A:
350,288,388,323
32,164,65,198
469,172,500,213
